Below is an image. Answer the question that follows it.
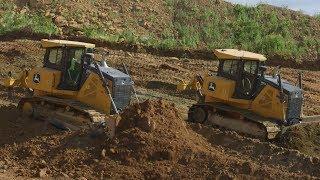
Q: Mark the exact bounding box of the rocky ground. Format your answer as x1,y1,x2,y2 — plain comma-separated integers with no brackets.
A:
0,39,319,179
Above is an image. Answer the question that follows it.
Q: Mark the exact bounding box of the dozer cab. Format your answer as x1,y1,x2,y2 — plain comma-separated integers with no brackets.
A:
187,49,320,139
3,39,133,137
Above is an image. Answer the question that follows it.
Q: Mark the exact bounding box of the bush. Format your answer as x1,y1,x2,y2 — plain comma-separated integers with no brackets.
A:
119,29,138,44
176,24,200,48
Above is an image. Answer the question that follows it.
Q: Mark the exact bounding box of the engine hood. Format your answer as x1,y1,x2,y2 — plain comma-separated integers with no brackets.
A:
263,75,302,96
89,64,132,86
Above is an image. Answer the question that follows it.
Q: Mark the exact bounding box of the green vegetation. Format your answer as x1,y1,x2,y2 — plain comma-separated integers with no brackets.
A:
0,12,58,35
0,2,58,35
166,1,315,58
0,0,319,61
315,13,320,21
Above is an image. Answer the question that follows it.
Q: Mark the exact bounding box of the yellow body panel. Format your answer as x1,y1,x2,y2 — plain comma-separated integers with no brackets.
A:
25,68,77,97
26,68,58,92
252,85,286,121
203,75,251,109
202,74,286,121
77,73,112,114
22,67,111,114
203,75,236,101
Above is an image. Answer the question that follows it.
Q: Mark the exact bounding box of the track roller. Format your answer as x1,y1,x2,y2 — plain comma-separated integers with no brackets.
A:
188,105,208,123
19,100,35,118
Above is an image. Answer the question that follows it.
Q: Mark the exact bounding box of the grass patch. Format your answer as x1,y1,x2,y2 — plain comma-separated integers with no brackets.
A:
158,2,313,59
315,13,320,21
0,11,58,35
0,0,319,62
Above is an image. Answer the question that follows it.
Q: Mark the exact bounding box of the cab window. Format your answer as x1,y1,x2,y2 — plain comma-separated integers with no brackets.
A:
44,48,63,69
221,60,239,78
64,48,85,88
243,61,258,74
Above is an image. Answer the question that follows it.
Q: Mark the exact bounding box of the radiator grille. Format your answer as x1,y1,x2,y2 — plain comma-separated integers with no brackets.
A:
112,84,132,113
286,92,302,121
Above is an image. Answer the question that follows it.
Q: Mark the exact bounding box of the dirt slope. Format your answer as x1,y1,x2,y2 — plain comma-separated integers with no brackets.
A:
0,39,320,179
1,0,319,64
0,100,319,179
279,122,320,157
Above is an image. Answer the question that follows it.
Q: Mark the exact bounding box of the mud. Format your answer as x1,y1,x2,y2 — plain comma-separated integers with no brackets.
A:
191,124,320,177
0,39,320,179
0,100,318,179
146,81,177,91
279,122,320,157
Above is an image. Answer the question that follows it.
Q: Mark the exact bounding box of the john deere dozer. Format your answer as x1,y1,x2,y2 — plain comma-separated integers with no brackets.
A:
186,49,320,139
3,39,133,137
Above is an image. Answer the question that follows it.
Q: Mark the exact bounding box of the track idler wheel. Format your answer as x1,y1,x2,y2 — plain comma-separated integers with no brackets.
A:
20,101,35,118
188,105,208,123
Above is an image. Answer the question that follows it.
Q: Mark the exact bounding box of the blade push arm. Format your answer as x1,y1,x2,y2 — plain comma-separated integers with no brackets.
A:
2,70,29,88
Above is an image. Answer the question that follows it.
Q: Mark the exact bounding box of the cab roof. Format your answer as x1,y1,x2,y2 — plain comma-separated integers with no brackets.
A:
214,49,267,61
41,39,95,48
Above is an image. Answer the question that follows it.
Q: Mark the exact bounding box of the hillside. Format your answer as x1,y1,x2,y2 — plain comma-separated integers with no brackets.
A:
0,0,319,64
0,39,319,179
1,1,320,179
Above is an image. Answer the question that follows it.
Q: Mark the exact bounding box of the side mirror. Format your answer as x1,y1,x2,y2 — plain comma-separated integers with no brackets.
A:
83,53,94,65
259,66,267,75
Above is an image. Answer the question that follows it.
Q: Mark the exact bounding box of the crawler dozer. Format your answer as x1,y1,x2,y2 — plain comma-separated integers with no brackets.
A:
187,49,320,139
3,39,133,137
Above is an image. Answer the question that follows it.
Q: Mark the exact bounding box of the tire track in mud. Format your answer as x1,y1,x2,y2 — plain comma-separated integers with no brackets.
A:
190,124,320,177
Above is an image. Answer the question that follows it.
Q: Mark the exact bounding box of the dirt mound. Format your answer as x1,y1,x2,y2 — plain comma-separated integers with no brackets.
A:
106,100,319,179
278,122,320,157
111,100,198,162
1,100,318,179
0,40,43,78
191,124,320,177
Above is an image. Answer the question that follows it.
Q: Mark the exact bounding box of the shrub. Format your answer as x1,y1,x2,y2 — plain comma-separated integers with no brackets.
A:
119,29,138,44
176,23,200,48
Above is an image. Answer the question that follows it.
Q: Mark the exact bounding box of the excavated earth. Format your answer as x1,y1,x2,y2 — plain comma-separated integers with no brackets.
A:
0,39,320,179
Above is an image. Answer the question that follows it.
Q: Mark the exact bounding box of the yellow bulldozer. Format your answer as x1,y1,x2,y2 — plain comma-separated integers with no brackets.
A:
3,39,134,137
185,49,320,139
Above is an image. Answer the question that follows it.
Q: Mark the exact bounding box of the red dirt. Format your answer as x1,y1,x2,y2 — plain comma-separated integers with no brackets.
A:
0,39,320,179
278,122,320,157
0,100,319,179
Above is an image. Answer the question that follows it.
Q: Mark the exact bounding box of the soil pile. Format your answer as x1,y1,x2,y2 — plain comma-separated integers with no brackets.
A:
106,100,319,179
111,99,206,163
1,100,319,179
279,122,320,157
191,124,320,177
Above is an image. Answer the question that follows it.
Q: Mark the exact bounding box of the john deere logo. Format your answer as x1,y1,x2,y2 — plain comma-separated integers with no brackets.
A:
208,82,216,91
33,73,41,84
